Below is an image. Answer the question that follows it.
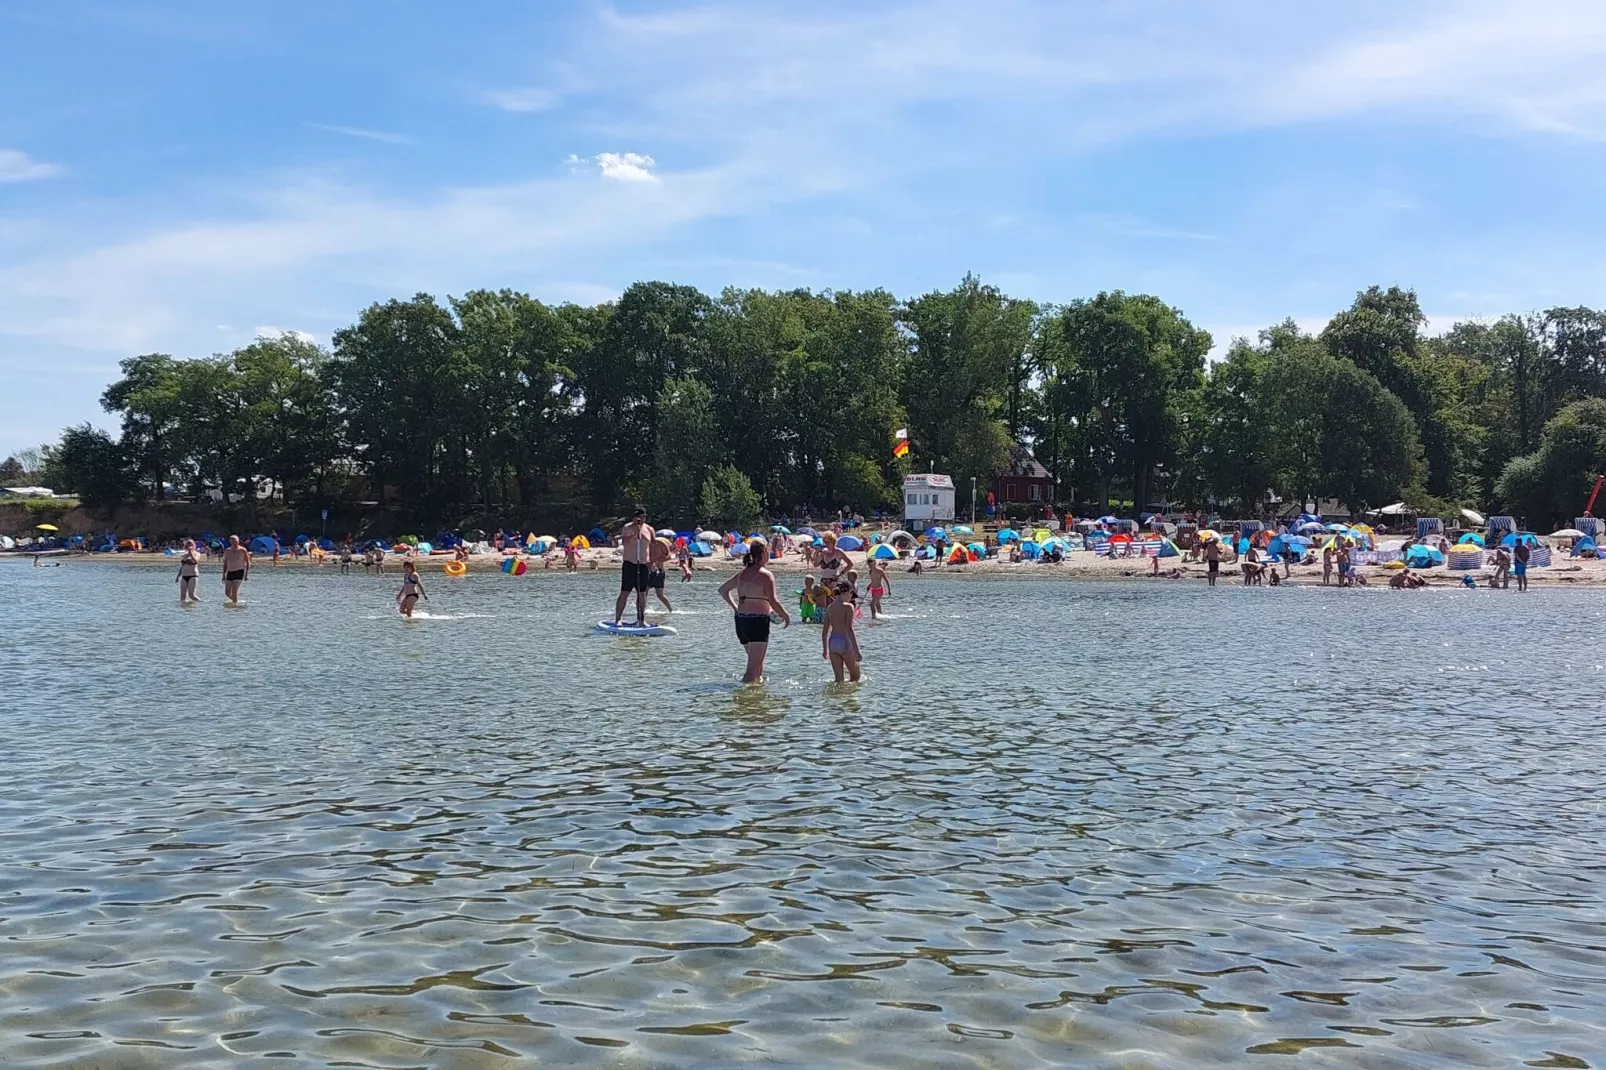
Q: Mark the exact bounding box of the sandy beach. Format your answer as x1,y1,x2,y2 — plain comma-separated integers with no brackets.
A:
36,545,1606,588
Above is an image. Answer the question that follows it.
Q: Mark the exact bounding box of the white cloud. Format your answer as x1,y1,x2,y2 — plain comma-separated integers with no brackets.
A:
482,87,558,112
305,123,412,144
255,326,318,345
566,151,661,183
0,149,63,183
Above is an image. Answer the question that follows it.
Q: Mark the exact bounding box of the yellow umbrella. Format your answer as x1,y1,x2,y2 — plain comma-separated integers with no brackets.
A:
1350,523,1374,535
35,523,59,531
1199,529,1222,542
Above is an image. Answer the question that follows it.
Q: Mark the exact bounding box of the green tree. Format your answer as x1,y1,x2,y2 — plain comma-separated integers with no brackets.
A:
649,377,723,524
699,463,761,529
329,294,462,516
43,424,132,511
1495,397,1606,528
100,353,182,500
899,275,1033,491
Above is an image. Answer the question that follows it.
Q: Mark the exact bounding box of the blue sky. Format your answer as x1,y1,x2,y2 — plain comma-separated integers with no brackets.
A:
4,0,1606,455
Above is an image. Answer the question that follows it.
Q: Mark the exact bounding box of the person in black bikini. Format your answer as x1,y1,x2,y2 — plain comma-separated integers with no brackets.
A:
718,537,791,683
614,507,653,627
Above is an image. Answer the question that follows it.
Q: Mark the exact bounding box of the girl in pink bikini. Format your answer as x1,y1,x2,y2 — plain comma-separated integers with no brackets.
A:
865,558,893,619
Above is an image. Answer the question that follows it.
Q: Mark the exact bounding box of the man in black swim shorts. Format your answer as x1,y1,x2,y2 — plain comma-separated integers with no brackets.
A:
614,507,653,626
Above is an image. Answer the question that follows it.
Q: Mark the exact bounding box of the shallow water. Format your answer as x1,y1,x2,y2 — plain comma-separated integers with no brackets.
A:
2,560,1604,1068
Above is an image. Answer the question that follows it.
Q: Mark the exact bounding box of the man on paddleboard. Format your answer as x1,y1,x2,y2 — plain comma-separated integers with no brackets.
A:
614,506,653,627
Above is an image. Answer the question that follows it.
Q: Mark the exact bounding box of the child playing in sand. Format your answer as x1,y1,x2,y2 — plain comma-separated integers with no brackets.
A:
866,559,892,619
396,561,427,617
821,581,862,682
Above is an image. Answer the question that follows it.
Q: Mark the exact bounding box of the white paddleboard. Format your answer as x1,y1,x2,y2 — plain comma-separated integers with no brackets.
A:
594,620,677,637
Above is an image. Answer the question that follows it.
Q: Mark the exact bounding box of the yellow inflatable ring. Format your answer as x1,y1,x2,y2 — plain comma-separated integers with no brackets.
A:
443,560,467,577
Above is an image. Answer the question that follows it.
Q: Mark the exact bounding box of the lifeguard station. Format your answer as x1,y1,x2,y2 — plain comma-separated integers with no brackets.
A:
903,474,955,528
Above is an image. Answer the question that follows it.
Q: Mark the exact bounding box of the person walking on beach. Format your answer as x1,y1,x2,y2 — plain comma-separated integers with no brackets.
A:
719,537,791,684
1321,544,1334,586
176,539,201,604
340,539,353,574
220,535,251,604
821,580,863,682
1492,545,1511,589
1205,536,1221,587
614,506,653,627
648,535,674,614
1513,539,1531,592
396,560,426,617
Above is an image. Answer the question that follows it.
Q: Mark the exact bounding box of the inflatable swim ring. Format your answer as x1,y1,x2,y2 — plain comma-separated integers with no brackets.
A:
443,560,467,577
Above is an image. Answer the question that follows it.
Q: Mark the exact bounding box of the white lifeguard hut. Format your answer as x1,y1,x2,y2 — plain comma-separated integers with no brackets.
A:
903,473,955,527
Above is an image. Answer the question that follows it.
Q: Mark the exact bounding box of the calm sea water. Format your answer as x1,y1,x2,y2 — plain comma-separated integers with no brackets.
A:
1,560,1604,1069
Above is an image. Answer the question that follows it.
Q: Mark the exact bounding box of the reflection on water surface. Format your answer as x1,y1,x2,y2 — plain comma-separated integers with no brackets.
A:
1,562,1604,1067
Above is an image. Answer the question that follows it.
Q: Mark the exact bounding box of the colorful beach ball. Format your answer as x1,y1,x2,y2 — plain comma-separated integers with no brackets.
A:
501,557,527,576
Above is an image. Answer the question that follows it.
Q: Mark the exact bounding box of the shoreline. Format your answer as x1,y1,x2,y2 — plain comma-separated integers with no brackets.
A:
17,548,1606,588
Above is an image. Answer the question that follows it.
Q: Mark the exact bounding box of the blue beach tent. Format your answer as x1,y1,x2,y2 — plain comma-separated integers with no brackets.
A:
248,535,278,555
837,535,864,551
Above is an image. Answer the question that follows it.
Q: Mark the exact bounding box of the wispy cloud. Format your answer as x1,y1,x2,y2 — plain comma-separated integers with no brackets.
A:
304,122,412,145
255,326,318,344
568,152,660,183
0,149,63,183
482,87,558,112
1079,213,1219,242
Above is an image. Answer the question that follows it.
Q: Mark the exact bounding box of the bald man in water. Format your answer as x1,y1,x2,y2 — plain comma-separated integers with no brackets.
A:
221,535,252,604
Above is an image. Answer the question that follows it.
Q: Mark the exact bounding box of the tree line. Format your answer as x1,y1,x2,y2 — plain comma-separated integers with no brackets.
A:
14,277,1606,530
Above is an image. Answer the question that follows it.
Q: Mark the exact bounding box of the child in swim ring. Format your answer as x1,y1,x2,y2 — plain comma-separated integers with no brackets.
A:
799,575,819,623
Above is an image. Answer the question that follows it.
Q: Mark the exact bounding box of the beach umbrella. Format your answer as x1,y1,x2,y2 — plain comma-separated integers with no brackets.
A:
924,526,947,539
797,526,819,536
952,525,974,535
1350,523,1375,535
1097,514,1119,525
996,528,1020,542
1283,535,1312,550
869,543,898,560
1499,532,1540,548
656,528,675,538
1461,507,1486,525
1324,522,1349,532
1550,528,1586,539
771,524,792,534
967,541,987,555
1458,532,1485,547
837,534,864,551
696,529,722,543
1297,522,1325,534
532,535,557,551
34,523,59,531
1199,529,1222,542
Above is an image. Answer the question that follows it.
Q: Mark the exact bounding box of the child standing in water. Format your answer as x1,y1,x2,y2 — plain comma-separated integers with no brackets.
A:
821,581,862,682
798,575,819,623
396,561,427,617
866,559,892,619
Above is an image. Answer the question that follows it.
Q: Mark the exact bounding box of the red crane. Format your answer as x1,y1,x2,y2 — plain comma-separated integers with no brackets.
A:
1585,475,1604,518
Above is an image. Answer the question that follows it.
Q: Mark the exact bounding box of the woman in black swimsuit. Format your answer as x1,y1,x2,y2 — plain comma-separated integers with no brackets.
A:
718,537,791,683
